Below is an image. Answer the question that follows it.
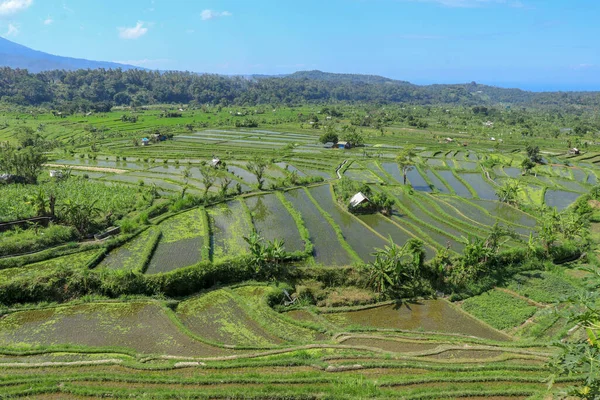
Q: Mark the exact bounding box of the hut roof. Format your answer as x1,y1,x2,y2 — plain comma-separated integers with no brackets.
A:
349,192,369,208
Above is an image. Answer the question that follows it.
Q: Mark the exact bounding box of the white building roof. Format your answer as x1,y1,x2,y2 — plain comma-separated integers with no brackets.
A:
349,192,369,208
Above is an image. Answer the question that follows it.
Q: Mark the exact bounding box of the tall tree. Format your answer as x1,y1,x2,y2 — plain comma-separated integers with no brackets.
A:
0,144,47,184
247,157,268,190
365,237,426,297
198,165,217,196
521,158,535,175
495,179,520,205
526,144,543,164
552,266,600,399
396,146,417,185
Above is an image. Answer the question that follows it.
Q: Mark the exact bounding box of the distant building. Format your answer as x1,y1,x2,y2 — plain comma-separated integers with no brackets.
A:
0,174,16,184
337,141,351,149
49,170,63,178
141,138,150,146
569,148,580,155
349,192,370,208
152,133,166,142
211,156,222,168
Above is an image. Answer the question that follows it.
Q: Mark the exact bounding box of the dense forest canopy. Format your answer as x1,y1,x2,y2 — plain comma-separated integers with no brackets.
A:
2,68,600,110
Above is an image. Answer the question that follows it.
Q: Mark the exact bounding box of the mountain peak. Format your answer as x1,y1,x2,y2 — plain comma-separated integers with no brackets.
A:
0,37,142,72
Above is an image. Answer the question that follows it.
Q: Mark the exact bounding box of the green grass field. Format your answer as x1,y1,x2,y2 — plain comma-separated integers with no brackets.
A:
0,103,597,397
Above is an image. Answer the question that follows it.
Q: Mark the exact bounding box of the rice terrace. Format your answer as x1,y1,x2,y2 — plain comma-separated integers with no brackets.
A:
0,89,599,399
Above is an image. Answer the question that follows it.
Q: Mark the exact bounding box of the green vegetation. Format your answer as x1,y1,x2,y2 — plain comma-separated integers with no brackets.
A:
461,290,538,330
0,143,47,184
0,224,77,257
2,69,600,397
506,270,580,304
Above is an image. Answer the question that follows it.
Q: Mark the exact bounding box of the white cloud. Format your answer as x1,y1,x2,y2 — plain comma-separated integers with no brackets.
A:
43,17,53,25
4,22,19,36
201,9,232,21
118,21,148,39
0,0,32,16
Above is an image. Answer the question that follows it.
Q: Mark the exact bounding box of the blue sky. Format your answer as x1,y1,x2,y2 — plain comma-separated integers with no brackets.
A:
0,0,599,90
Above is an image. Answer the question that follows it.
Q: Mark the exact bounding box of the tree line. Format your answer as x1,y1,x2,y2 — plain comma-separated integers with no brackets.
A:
2,67,600,109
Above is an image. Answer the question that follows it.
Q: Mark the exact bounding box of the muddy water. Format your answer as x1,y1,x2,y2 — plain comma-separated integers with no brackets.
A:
471,200,537,227
437,171,472,198
554,178,587,193
340,337,438,353
358,213,437,259
572,169,587,183
324,301,509,341
381,163,404,184
545,190,581,211
504,167,521,178
228,166,258,185
425,170,451,194
245,195,304,253
285,189,353,266
406,169,433,192
308,185,388,262
459,173,498,201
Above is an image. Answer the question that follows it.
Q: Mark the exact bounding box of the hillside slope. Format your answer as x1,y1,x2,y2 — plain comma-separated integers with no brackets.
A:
0,37,141,72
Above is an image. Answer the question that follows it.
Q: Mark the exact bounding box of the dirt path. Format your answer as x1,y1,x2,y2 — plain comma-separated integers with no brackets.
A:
44,164,127,174
336,160,348,179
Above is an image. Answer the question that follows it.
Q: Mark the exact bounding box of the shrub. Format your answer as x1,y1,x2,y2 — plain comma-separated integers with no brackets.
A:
461,289,538,330
118,218,139,234
0,224,77,257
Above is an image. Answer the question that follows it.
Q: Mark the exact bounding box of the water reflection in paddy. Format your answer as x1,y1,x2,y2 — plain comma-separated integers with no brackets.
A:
324,301,509,341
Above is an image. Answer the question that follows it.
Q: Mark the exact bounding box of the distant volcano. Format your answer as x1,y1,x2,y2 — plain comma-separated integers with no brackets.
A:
0,37,142,72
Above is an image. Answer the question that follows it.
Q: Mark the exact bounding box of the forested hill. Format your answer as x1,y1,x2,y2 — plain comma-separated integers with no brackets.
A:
282,70,412,85
0,37,140,73
1,67,599,109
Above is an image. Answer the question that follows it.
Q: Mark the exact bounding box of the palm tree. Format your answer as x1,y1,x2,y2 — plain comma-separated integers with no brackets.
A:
366,255,395,294
219,173,232,198
495,179,520,205
366,237,417,295
247,156,268,190
243,231,287,278
60,199,101,235
288,170,299,186
198,165,217,196
25,188,48,217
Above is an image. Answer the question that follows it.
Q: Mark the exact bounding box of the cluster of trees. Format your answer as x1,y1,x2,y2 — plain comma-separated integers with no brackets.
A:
364,238,428,298
243,231,289,280
0,143,47,184
319,125,365,147
2,68,600,110
364,205,587,303
335,177,394,215
553,265,600,399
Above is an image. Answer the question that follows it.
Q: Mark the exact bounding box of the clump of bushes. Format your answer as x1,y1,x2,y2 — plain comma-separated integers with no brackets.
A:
0,224,77,257
334,177,393,215
270,172,324,190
